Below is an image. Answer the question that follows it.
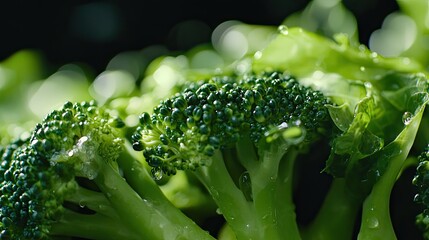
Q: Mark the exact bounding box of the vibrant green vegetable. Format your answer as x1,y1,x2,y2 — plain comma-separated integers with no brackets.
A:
132,27,429,240
133,71,332,239
2,4,429,239
414,146,429,239
0,101,213,240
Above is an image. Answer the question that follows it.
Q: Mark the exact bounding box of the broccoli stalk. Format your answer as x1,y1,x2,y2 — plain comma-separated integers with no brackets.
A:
358,105,425,240
133,72,333,240
195,135,303,240
0,101,213,240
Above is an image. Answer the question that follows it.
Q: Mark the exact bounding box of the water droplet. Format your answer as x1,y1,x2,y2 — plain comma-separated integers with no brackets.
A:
254,51,262,60
402,57,411,65
358,44,367,52
68,150,75,157
402,112,413,125
417,76,428,90
130,167,135,171
278,25,289,35
79,201,86,208
282,126,306,145
153,170,163,181
214,68,223,74
210,188,219,198
360,66,366,72
239,171,253,201
367,217,379,229
364,82,372,89
216,208,222,215
370,52,378,58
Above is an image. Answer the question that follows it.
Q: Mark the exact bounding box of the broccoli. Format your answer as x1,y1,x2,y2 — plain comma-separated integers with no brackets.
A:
3,25,429,240
253,27,429,240
0,101,214,240
133,71,334,239
414,146,429,239
131,27,429,240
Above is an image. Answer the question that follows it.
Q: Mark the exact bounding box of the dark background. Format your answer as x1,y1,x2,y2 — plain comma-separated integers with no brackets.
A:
0,0,398,74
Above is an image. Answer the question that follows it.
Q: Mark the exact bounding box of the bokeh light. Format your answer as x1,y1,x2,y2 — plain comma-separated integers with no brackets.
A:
369,12,417,57
28,65,91,118
90,70,136,105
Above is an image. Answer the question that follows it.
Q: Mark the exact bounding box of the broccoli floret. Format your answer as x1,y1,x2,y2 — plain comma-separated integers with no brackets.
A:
0,101,214,240
414,147,429,239
133,71,333,239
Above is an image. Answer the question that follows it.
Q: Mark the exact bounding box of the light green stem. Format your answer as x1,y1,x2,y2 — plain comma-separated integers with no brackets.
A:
248,146,301,240
195,150,258,240
51,209,140,240
274,149,302,240
66,185,118,218
95,161,168,239
358,107,424,240
118,144,215,240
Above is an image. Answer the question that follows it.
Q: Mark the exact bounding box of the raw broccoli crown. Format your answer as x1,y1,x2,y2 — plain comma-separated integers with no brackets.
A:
133,71,331,175
0,101,123,239
414,147,429,238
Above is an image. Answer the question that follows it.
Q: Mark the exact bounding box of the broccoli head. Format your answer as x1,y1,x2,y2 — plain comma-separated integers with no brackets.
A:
133,71,333,239
0,101,214,240
0,101,131,239
134,71,330,174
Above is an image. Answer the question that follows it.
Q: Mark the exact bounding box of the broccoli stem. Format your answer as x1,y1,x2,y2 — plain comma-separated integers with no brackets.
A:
358,108,424,240
66,185,118,218
274,148,302,240
248,144,301,240
50,171,140,239
358,175,396,240
117,145,215,240
195,150,259,240
235,137,301,240
94,160,183,240
50,209,140,240
301,178,361,240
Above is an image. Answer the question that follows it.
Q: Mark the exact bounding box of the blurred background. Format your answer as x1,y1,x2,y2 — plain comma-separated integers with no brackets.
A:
0,0,398,74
